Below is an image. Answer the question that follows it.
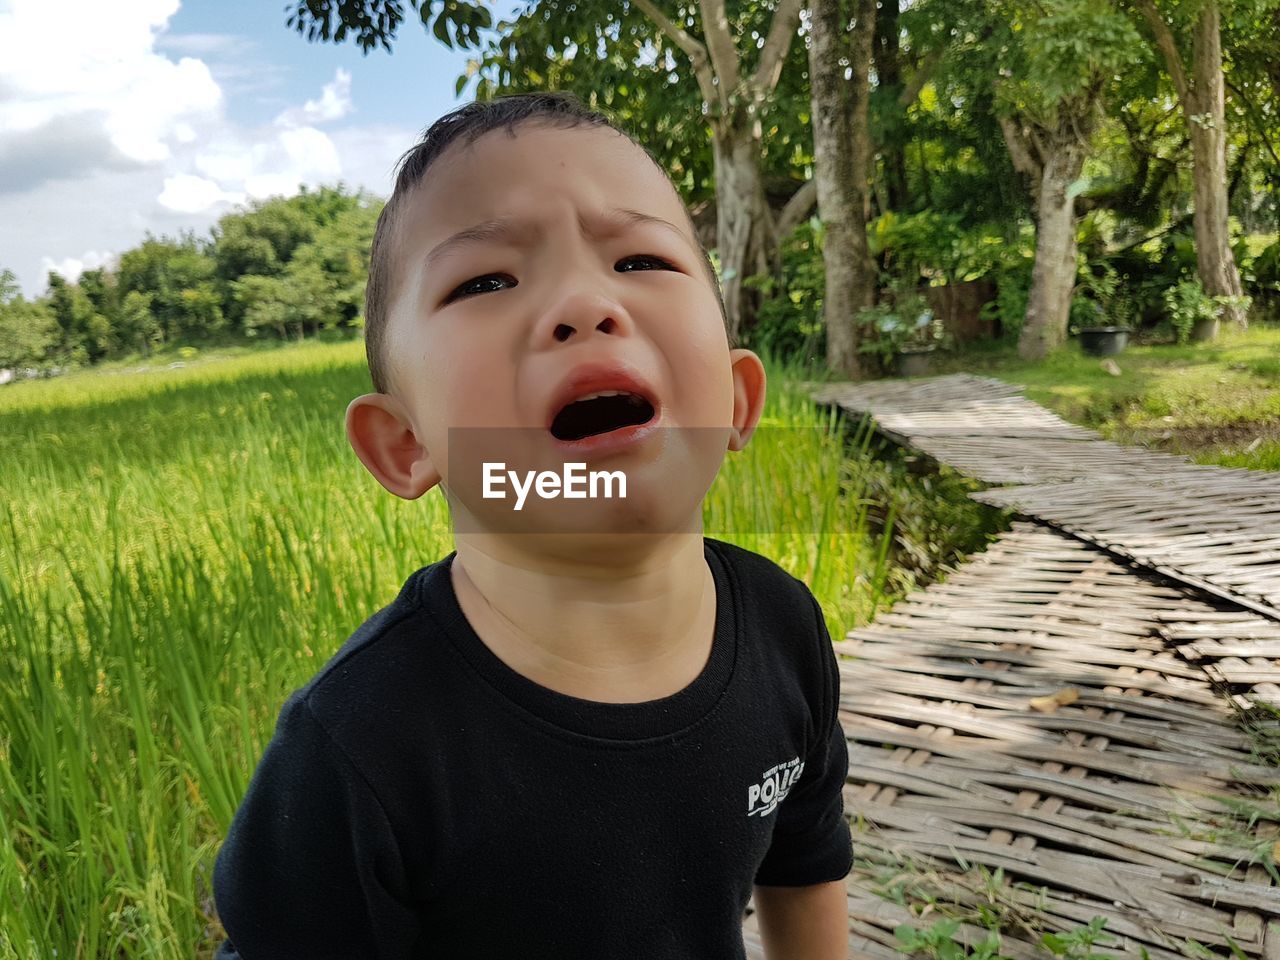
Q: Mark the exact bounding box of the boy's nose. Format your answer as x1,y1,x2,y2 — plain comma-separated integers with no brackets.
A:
552,317,619,343
533,286,635,347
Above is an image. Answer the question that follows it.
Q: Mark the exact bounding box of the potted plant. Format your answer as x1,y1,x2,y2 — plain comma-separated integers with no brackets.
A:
1071,263,1131,356
1163,278,1252,344
1073,299,1129,356
856,284,953,377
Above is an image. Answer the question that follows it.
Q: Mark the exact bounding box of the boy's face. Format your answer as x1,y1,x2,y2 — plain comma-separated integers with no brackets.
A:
348,121,764,538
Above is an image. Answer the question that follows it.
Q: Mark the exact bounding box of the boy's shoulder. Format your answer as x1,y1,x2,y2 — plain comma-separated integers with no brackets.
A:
285,555,452,739
704,536,822,619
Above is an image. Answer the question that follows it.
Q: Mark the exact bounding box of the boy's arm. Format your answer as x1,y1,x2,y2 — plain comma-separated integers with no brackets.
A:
753,879,849,960
751,591,854,948
213,693,421,959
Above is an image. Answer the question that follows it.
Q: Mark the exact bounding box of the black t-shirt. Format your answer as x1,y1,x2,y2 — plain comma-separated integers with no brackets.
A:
212,537,852,959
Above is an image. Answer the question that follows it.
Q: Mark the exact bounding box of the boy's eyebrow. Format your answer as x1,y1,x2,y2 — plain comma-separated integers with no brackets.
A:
423,207,694,269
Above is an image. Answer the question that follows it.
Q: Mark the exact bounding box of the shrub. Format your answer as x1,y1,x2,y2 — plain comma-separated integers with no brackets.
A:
741,217,826,362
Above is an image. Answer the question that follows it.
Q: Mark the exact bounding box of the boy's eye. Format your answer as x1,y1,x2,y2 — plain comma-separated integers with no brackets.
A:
444,254,676,303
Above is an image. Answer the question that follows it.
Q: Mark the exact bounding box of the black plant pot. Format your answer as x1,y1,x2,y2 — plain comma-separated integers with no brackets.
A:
896,344,936,377
1078,326,1129,357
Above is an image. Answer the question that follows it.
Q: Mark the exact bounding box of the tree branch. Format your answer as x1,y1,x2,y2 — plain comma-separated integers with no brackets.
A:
772,178,818,244
699,0,742,108
997,112,1043,208
751,0,805,98
1131,0,1190,105
630,0,721,114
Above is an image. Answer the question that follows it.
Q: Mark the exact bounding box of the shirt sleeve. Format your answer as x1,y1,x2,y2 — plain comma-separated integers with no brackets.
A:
753,592,853,887
212,692,422,959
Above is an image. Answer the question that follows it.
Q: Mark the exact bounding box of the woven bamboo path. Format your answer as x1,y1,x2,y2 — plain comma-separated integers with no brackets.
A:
801,374,1280,958
813,375,1280,632
833,522,1280,957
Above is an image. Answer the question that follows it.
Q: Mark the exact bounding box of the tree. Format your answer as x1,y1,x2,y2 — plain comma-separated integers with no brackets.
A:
116,291,161,356
285,1,819,344
46,273,111,363
624,0,807,341
233,262,334,340
807,0,878,376
925,0,1144,360
0,270,58,371
290,195,382,329
1,268,19,306
1124,0,1257,337
117,237,222,344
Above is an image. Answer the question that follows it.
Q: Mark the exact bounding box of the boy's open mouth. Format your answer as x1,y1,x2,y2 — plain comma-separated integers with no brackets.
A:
550,391,656,442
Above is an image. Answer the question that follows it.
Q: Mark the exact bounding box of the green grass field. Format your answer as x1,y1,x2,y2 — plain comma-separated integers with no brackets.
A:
0,339,935,958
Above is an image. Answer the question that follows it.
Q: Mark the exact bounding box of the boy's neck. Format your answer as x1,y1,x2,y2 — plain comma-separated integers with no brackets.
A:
449,532,716,705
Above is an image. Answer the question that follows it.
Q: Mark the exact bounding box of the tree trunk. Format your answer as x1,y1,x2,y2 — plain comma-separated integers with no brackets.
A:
709,101,777,344
1018,138,1088,361
631,0,804,343
1188,0,1246,334
808,0,877,377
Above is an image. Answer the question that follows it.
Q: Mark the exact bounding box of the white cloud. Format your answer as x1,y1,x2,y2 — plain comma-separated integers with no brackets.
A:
192,114,344,206
155,32,254,57
158,173,244,214
0,0,222,179
39,249,116,284
275,68,354,127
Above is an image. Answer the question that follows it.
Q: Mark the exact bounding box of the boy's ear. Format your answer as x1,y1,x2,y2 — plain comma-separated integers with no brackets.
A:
345,394,440,500
727,348,767,452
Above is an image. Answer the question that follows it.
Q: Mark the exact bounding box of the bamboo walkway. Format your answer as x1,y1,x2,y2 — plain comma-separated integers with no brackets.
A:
798,374,1280,959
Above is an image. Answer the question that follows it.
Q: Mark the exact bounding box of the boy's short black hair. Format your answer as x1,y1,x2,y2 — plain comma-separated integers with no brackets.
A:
363,90,727,396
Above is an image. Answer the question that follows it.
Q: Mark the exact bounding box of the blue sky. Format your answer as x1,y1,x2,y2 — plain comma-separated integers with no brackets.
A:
0,0,526,296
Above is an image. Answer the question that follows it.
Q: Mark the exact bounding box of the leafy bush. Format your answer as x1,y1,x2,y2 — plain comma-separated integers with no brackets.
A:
868,210,1010,285
856,276,954,368
741,217,826,361
1163,278,1253,344
1068,259,1137,332
1164,279,1218,344
979,257,1033,342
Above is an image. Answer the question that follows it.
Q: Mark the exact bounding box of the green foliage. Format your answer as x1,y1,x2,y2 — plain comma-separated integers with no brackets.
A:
740,217,826,361
0,287,58,370
894,910,1116,960
980,257,1034,342
1068,259,1133,332
452,0,820,230
1162,278,1254,344
1018,0,1144,109
869,211,1010,284
1167,277,1213,345
47,273,112,363
117,291,162,356
856,275,955,369
286,0,493,54
234,261,334,340
1040,916,1116,957
117,236,220,345
894,918,1008,959
6,185,380,375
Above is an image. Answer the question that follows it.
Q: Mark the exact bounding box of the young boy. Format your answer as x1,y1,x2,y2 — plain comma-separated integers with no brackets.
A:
212,90,852,959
